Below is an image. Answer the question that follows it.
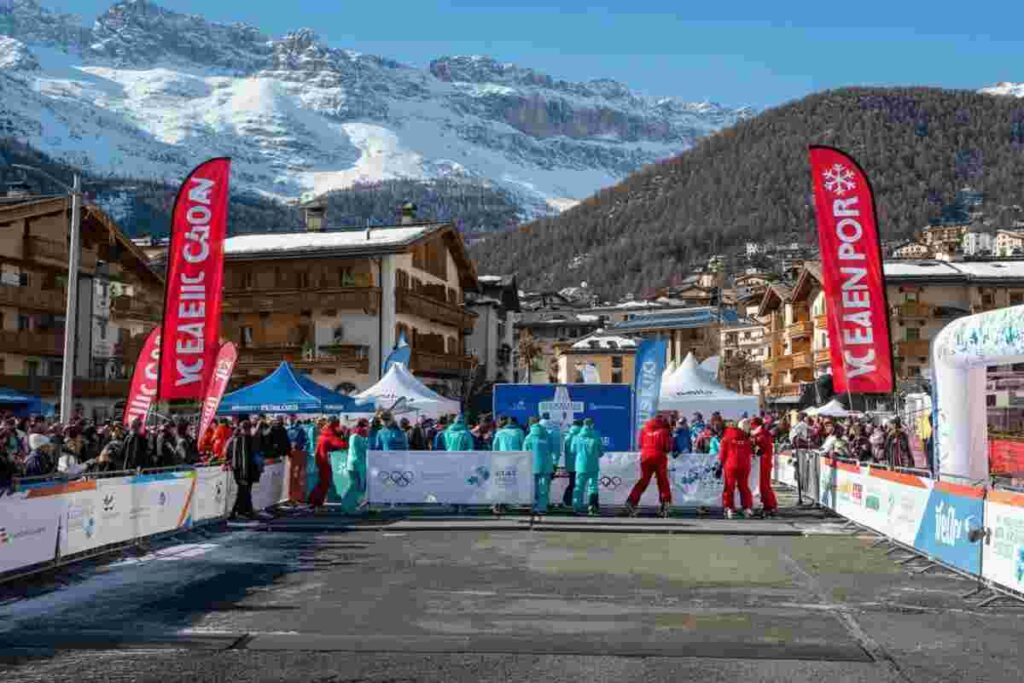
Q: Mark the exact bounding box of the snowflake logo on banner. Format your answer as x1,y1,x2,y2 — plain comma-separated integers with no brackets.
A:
823,163,857,196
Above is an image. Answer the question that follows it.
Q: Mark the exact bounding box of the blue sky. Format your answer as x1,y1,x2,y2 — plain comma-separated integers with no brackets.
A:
46,1,1024,108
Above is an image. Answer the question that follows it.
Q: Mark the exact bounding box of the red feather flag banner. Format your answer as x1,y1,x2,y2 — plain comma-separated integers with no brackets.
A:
808,145,894,394
198,341,238,441
158,157,231,401
122,327,161,428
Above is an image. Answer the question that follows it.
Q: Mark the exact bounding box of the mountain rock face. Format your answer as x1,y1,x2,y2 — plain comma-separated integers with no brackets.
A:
0,0,750,225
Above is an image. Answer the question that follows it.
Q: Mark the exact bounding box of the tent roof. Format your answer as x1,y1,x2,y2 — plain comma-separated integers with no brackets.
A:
659,352,759,419
808,398,860,417
354,363,460,417
219,362,359,414
0,387,36,404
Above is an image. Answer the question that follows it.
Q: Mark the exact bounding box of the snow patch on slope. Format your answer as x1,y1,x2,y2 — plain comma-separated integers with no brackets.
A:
979,82,1024,97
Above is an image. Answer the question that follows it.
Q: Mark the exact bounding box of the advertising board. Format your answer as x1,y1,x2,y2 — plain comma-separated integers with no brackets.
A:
368,451,533,506
493,384,633,452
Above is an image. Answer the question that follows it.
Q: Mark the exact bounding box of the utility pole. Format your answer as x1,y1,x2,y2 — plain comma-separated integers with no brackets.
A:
60,174,82,423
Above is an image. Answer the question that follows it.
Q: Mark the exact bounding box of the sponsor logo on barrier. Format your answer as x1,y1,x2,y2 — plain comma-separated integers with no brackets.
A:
492,468,518,488
599,476,624,490
466,466,490,487
158,490,168,507
214,482,224,501
866,495,881,511
935,500,975,547
102,494,115,512
378,470,415,487
0,524,47,545
83,515,96,539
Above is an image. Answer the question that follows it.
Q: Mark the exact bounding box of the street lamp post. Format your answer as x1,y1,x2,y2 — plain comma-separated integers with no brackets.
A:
10,165,82,422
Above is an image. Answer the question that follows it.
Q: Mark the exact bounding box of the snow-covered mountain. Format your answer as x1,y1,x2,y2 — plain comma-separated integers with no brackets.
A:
0,0,751,220
980,82,1024,98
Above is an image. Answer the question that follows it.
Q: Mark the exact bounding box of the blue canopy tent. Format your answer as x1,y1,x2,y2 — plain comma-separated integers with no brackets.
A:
217,362,371,415
0,387,52,417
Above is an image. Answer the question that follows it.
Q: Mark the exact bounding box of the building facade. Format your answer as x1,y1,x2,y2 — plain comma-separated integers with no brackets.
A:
466,275,520,384
0,196,162,418
555,333,637,385
221,222,477,397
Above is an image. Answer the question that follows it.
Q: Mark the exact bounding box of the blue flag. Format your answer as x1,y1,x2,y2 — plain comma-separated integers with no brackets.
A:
383,330,412,373
632,338,667,449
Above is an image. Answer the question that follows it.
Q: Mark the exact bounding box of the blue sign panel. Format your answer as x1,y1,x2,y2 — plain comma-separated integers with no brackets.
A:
913,486,985,575
493,384,634,452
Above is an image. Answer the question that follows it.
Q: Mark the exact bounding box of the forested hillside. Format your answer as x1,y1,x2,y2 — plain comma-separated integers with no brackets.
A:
470,87,1024,298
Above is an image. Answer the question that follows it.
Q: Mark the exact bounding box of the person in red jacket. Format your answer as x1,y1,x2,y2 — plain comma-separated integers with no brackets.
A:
718,423,754,519
624,415,673,517
750,417,778,517
309,417,347,510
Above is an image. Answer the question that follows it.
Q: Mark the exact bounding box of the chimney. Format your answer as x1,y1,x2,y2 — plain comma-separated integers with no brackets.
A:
400,202,417,225
5,180,31,198
301,194,326,232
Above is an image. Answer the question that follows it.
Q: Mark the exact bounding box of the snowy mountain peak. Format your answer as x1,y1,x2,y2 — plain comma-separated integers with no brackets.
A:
0,0,752,224
980,82,1024,98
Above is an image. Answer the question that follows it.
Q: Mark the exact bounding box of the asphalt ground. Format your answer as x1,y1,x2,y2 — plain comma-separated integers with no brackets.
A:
1,494,1023,682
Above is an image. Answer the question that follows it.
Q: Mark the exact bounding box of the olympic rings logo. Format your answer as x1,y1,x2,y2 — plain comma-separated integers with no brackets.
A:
599,476,623,489
378,470,415,487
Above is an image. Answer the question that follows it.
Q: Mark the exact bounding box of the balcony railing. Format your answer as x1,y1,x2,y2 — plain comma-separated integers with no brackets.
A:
768,383,801,398
24,236,67,263
223,287,381,315
397,289,476,331
897,339,930,358
0,329,64,356
410,349,474,376
237,343,370,374
0,284,66,312
894,302,934,319
814,348,831,366
792,350,813,369
111,295,162,321
813,314,828,328
765,355,793,372
787,320,813,337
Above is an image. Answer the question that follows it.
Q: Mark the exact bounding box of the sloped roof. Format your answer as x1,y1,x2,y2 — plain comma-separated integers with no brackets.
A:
608,307,738,332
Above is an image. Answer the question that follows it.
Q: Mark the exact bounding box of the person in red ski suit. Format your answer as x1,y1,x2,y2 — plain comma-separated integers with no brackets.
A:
625,416,673,517
718,424,754,517
309,418,347,509
750,417,778,516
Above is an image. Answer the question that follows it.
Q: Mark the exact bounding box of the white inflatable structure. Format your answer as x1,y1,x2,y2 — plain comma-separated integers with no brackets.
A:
932,305,1024,481
352,362,460,420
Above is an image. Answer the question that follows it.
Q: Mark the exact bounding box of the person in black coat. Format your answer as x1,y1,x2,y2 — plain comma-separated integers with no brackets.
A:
227,420,260,519
174,419,200,465
266,417,291,459
121,419,150,471
154,422,179,467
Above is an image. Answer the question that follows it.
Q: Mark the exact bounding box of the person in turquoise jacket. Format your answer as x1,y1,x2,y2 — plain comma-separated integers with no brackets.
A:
560,421,582,507
491,417,525,451
374,413,409,451
524,419,554,513
346,418,369,509
538,413,562,460
444,415,476,451
572,418,604,515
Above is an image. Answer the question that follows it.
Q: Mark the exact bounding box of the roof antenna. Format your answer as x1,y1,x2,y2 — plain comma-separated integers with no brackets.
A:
365,218,371,240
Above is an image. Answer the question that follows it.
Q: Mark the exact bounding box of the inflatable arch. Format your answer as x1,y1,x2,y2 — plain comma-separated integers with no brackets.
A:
932,305,1024,481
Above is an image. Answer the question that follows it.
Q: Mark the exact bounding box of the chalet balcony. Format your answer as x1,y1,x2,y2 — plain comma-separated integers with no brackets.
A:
111,295,162,321
814,348,831,366
792,350,813,369
787,320,813,338
894,302,934,319
237,343,370,374
768,383,801,398
24,236,67,264
813,314,828,329
765,355,793,372
897,339,931,358
0,329,64,356
0,284,66,312
410,349,474,377
396,289,476,332
223,287,381,315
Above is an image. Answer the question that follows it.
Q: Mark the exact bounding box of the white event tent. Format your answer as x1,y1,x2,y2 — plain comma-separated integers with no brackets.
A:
659,353,759,419
806,398,861,418
350,362,460,420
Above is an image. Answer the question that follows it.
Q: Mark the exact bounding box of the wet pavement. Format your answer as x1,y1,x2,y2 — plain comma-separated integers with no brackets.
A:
1,503,1023,682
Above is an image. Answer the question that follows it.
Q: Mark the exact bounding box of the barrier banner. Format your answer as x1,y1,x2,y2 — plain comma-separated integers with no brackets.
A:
988,439,1024,476
159,157,231,401
913,481,985,575
0,488,64,573
808,145,894,394
774,451,799,488
368,451,533,506
122,327,160,428
250,460,287,511
983,489,1024,593
548,453,759,508
193,466,229,522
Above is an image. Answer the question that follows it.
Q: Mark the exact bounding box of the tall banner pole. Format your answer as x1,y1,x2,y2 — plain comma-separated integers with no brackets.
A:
158,157,232,403
122,327,161,429
198,341,238,440
808,146,895,401
632,338,668,450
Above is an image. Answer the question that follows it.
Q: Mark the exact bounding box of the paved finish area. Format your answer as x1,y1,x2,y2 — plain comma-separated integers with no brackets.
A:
1,503,1023,682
